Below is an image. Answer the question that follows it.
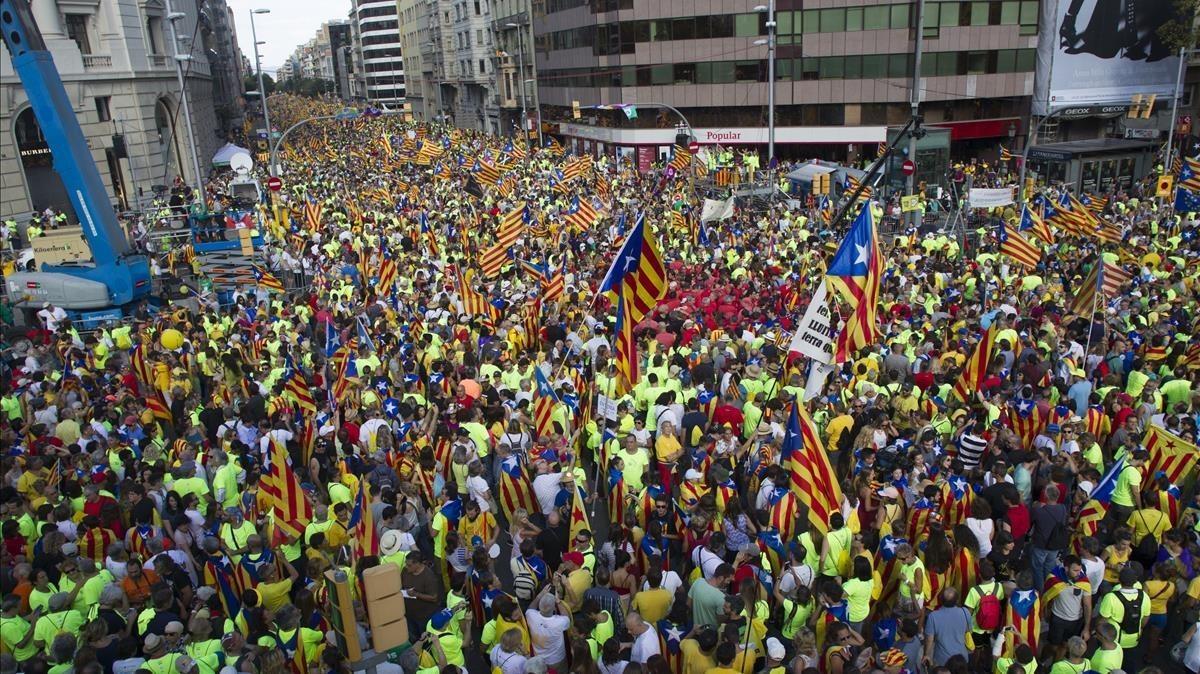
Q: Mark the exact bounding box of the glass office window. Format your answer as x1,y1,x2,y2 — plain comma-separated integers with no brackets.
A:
970,2,989,25
711,14,733,38
995,49,1017,72
846,7,863,31
888,54,910,78
672,18,695,40
776,58,793,80
799,57,819,80
735,60,760,81
864,5,889,29
967,50,989,73
862,54,887,78
940,2,959,26
777,11,793,34
1016,48,1034,70
937,52,958,76
924,3,939,26
819,56,844,79
651,64,672,84
735,13,760,36
890,3,909,27
651,19,671,41
842,55,861,79
712,61,736,83
673,63,695,83
1000,1,1020,23
820,8,845,32
696,62,712,83
693,16,711,39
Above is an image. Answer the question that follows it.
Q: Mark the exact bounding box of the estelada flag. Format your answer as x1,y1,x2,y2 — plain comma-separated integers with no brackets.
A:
1144,424,1200,489
569,482,591,551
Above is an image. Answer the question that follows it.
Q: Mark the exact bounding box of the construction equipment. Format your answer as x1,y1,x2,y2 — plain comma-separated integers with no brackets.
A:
0,0,151,321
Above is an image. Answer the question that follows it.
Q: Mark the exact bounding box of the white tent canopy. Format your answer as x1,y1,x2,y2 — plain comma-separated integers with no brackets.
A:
211,143,251,166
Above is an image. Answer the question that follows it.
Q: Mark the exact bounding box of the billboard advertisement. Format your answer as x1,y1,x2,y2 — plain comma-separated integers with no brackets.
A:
1033,0,1183,116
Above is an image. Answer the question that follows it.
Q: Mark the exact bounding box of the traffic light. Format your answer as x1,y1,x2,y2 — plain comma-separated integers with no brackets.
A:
572,100,581,119
1130,94,1157,119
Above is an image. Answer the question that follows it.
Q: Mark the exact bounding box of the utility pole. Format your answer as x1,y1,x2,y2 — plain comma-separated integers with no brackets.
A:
506,22,528,141
163,0,207,208
1166,47,1187,175
907,0,926,208
250,9,276,177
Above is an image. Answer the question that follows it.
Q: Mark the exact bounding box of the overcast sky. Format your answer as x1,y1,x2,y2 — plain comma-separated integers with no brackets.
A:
226,0,351,74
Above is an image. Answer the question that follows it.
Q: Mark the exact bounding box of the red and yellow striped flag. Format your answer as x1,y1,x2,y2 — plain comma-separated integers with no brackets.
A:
262,438,313,541
951,325,996,402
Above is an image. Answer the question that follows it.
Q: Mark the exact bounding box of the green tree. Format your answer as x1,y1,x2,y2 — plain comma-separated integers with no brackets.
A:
242,73,276,95
1158,0,1199,52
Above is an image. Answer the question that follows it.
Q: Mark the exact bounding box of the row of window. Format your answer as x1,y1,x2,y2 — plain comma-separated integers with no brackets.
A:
783,1,1039,36
538,48,1034,87
540,1,1038,55
358,5,395,19
362,33,402,46
360,19,399,32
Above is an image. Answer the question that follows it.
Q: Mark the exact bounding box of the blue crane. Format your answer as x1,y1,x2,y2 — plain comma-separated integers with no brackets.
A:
1,0,151,315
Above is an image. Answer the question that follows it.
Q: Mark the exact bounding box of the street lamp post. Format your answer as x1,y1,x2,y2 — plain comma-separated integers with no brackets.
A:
163,0,207,208
249,9,276,177
505,22,528,142
753,1,776,169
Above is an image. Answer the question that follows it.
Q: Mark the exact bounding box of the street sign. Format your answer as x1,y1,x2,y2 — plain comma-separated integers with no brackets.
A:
901,159,916,176
267,176,282,192
688,142,700,153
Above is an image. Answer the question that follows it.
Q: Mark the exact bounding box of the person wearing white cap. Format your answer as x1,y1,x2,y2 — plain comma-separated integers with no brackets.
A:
763,637,787,674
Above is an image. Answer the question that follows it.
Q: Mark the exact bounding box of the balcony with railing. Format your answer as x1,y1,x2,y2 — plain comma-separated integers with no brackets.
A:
82,54,112,69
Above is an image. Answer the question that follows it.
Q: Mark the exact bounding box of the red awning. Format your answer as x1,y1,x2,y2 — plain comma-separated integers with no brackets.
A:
930,117,1022,141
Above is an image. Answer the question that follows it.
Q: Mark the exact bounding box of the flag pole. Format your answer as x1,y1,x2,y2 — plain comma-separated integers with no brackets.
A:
1082,267,1100,373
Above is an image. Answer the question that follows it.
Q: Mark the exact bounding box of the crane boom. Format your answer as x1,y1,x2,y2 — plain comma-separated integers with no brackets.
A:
1,0,150,306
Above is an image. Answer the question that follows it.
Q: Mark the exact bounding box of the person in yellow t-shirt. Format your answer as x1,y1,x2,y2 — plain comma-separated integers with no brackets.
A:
680,627,718,674
256,556,300,612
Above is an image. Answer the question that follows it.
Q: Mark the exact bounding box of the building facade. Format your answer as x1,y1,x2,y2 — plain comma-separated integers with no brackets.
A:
532,0,1037,178
398,0,429,118
328,21,354,101
352,0,405,106
1,0,235,218
410,0,499,132
491,0,536,138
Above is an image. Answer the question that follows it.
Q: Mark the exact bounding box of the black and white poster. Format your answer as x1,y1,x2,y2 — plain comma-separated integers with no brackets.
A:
1033,0,1184,115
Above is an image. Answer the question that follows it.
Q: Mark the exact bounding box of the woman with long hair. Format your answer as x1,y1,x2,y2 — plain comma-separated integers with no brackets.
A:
569,636,599,674
922,524,955,610
950,523,981,599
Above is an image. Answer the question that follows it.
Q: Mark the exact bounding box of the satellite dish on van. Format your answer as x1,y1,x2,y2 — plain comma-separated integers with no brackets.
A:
229,152,254,176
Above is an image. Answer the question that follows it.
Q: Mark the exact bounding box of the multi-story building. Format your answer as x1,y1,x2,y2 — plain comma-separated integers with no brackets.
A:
328,21,355,101
398,0,429,118
532,0,1039,182
414,0,496,132
1,0,234,217
352,0,404,106
491,0,536,138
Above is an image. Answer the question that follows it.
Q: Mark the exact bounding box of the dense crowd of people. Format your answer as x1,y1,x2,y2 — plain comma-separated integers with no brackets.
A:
4,94,1200,674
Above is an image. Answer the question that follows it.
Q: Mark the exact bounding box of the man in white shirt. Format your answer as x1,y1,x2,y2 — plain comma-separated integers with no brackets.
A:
627,613,661,664
526,592,571,671
532,466,567,516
